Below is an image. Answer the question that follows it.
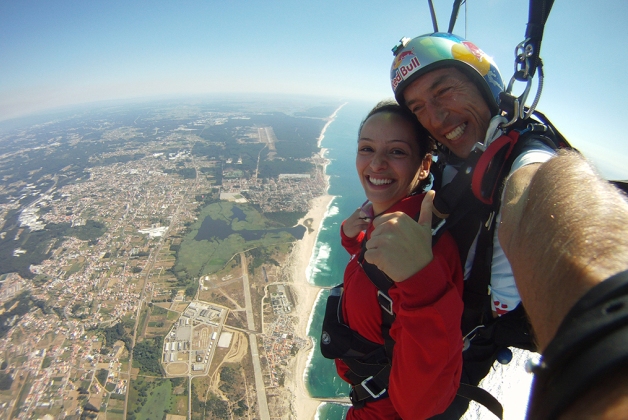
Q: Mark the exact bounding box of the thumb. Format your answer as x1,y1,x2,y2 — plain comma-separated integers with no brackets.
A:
417,190,435,226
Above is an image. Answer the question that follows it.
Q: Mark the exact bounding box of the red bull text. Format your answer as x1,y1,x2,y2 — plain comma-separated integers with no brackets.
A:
391,56,421,92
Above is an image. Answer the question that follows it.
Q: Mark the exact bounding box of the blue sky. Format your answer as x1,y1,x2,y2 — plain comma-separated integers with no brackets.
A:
1,1,627,178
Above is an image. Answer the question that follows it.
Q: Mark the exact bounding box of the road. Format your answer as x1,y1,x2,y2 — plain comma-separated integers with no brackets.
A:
240,252,270,420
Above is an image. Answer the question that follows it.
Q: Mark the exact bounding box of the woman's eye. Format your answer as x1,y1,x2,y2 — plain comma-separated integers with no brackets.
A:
391,149,407,156
358,146,373,153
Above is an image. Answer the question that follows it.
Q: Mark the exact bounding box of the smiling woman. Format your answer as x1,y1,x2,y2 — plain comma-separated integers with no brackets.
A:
320,100,464,419
355,101,433,216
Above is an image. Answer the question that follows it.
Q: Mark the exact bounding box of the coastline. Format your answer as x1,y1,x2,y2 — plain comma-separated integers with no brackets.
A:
318,102,347,147
287,103,346,419
288,193,333,420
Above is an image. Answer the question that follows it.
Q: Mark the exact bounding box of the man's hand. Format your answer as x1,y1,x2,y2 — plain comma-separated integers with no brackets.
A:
342,208,370,238
364,191,435,282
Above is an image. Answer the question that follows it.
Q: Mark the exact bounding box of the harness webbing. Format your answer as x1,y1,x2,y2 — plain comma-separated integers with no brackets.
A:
340,238,397,408
527,269,628,419
457,383,503,419
428,123,565,418
460,210,495,336
358,239,396,358
346,364,391,408
356,217,506,418
346,208,425,407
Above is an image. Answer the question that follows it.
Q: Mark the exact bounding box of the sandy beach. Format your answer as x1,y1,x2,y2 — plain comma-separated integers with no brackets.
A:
318,102,347,147
284,104,347,419
285,193,333,420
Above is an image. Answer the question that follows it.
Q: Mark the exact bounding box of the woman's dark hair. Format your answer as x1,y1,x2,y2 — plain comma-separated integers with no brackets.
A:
358,99,435,158
358,99,435,191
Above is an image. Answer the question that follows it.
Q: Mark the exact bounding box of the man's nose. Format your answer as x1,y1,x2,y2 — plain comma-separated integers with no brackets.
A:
424,101,448,130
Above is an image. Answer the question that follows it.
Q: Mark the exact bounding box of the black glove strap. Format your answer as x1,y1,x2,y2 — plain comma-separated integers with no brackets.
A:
527,269,628,419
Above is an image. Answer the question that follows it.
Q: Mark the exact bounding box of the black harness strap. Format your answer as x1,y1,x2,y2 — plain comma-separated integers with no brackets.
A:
358,243,396,359
356,210,507,417
464,123,561,332
457,383,503,419
433,149,483,220
324,207,423,409
340,238,398,408
460,210,495,336
527,270,628,419
347,364,392,408
428,123,568,418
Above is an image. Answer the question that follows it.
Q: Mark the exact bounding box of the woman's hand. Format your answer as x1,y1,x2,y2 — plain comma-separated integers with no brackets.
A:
342,208,370,238
364,191,435,282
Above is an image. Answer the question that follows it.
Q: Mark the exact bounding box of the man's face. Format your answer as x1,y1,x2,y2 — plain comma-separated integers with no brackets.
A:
403,67,491,159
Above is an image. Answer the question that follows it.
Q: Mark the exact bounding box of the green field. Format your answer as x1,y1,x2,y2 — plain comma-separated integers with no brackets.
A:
127,377,187,420
174,201,298,277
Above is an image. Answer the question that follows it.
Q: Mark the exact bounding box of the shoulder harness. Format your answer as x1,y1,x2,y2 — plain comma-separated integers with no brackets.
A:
432,113,570,339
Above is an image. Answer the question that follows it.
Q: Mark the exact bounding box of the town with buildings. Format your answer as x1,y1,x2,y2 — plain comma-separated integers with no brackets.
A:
0,100,338,419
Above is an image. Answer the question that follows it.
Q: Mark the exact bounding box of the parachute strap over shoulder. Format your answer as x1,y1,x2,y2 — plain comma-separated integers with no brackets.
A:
472,114,569,206
472,130,519,205
358,238,396,358
472,113,570,209
433,115,561,226
527,269,628,419
432,149,483,220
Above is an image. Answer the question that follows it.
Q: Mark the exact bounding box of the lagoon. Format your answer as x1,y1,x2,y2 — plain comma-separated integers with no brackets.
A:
194,206,307,242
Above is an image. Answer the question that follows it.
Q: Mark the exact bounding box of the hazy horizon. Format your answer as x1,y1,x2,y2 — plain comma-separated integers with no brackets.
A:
2,1,628,178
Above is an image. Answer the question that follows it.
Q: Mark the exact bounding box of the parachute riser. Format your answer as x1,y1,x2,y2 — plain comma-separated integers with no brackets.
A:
500,39,544,129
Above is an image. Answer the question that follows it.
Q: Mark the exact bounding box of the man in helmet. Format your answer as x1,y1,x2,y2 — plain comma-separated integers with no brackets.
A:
378,32,557,418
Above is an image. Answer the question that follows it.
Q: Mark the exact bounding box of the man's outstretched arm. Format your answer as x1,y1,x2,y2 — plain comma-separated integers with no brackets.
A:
499,150,628,350
499,150,628,418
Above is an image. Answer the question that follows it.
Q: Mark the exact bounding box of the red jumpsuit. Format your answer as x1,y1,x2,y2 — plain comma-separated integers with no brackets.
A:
336,194,464,419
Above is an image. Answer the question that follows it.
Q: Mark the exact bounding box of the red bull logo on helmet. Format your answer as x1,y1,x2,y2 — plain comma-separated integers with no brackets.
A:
392,49,415,69
391,50,421,92
462,41,485,61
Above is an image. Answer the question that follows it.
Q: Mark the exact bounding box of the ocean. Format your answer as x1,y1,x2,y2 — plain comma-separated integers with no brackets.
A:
304,101,371,418
302,102,537,420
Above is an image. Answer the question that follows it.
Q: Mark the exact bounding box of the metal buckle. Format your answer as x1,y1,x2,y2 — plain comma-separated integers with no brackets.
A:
377,291,394,316
475,115,508,152
360,376,386,399
462,324,486,351
502,38,544,128
463,324,486,342
330,286,343,297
